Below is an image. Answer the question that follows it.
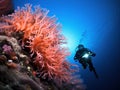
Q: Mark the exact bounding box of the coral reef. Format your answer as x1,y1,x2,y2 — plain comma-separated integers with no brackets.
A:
0,4,85,90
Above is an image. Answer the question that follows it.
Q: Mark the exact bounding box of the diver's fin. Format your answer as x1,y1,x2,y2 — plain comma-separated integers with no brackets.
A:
88,61,99,79
93,68,99,79
88,65,99,78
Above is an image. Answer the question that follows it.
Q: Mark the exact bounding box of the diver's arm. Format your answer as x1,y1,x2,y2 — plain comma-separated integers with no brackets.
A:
74,56,77,62
87,49,96,57
74,55,77,60
74,50,78,60
90,52,96,57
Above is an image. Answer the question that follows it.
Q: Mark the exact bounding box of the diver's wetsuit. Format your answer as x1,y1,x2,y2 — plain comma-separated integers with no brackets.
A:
74,45,99,78
74,47,92,69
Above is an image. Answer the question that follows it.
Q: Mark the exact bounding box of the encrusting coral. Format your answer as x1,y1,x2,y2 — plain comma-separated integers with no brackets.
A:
0,4,85,90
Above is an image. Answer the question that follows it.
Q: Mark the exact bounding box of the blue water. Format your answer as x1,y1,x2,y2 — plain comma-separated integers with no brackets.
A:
13,0,120,90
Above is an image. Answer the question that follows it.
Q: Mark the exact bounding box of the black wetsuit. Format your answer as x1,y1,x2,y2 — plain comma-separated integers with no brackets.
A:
74,46,98,78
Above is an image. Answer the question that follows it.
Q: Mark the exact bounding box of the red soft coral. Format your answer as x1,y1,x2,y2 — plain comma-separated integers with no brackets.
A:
2,4,71,82
0,4,85,89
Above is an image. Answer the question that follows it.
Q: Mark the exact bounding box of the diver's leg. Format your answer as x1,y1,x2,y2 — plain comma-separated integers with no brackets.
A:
88,60,99,78
79,59,87,69
88,60,94,71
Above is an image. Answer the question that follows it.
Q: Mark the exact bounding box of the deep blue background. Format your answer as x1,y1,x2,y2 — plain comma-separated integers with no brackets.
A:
13,0,120,90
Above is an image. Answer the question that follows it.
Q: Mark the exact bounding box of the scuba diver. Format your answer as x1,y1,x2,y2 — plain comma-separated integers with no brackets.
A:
74,44,99,78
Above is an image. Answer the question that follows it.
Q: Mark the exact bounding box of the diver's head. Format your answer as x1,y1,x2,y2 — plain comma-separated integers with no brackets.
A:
77,44,84,49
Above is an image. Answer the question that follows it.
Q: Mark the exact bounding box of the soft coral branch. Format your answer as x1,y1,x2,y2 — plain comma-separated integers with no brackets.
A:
0,4,85,89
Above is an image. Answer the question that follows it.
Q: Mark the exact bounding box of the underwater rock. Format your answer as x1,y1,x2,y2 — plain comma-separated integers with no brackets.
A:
0,0,14,16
